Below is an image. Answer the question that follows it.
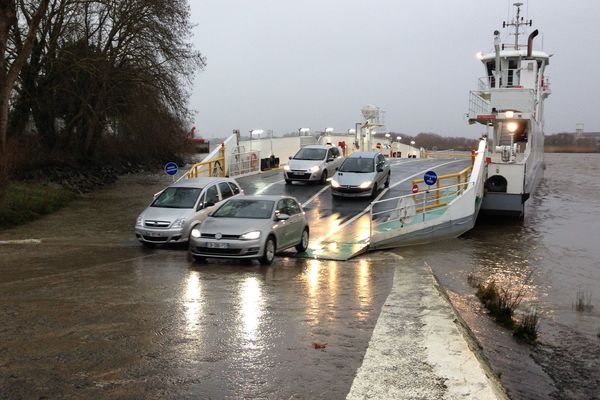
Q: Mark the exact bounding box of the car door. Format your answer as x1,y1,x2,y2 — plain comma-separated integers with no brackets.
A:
284,198,305,246
218,181,234,202
273,199,292,248
376,154,387,186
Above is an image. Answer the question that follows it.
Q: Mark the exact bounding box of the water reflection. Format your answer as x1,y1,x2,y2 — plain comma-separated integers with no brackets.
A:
355,259,373,320
239,276,264,348
183,271,203,334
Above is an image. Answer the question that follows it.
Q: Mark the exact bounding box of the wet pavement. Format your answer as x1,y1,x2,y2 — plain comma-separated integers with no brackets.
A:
0,160,497,399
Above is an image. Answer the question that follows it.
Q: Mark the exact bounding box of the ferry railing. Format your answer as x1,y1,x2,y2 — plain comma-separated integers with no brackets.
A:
369,181,471,237
410,161,474,210
468,91,491,116
228,148,261,177
181,144,226,180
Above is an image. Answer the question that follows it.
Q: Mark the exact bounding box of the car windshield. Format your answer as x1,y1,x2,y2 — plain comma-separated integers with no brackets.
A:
293,148,327,161
339,158,374,173
212,199,274,219
151,187,202,209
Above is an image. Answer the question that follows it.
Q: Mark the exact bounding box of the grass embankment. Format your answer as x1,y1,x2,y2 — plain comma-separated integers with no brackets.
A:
0,182,76,230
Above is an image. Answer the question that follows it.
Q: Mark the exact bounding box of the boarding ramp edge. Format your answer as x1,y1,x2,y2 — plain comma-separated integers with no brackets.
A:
369,139,487,249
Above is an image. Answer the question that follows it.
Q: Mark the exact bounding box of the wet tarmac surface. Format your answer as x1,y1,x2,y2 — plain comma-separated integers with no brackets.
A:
1,159,471,399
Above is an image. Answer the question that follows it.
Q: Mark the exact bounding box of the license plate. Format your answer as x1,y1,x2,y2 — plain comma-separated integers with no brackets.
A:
206,242,229,249
146,231,162,237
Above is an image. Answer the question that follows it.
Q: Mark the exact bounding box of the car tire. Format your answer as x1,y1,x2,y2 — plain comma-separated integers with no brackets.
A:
320,169,328,184
260,236,276,265
295,228,309,253
384,172,390,188
285,179,292,185
370,183,378,199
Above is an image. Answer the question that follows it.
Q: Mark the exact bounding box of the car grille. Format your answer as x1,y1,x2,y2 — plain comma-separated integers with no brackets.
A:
334,186,370,193
142,235,169,243
144,220,170,228
195,247,243,255
201,233,241,239
288,171,312,180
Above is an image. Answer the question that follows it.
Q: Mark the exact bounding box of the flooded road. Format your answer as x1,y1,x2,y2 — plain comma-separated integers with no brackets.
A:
0,168,401,399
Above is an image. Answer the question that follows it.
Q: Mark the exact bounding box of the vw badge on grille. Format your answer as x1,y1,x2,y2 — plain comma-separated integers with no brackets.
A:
215,232,222,240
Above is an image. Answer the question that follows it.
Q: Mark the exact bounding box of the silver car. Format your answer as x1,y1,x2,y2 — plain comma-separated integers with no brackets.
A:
330,152,391,198
283,145,344,184
189,195,309,265
135,177,243,245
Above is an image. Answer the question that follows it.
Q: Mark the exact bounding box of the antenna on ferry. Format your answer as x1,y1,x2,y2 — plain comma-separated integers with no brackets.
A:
502,2,533,50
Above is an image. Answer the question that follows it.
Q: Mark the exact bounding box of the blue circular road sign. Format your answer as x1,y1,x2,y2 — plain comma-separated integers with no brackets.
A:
423,170,438,186
164,162,178,176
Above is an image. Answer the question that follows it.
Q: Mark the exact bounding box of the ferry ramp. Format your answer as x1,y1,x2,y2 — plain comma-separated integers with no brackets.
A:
235,155,478,261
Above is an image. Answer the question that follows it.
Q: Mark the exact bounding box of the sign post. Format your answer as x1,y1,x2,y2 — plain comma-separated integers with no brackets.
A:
164,162,179,182
422,171,437,221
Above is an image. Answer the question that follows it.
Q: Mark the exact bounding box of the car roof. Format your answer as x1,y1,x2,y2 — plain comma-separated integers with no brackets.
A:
302,144,336,149
347,151,379,159
169,177,236,188
228,195,295,202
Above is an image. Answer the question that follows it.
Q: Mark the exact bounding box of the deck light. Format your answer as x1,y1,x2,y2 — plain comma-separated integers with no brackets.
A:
505,111,514,118
507,121,518,133
325,127,334,133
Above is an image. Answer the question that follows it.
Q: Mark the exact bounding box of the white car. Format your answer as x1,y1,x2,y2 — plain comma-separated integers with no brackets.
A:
330,152,391,198
283,145,344,184
135,177,243,245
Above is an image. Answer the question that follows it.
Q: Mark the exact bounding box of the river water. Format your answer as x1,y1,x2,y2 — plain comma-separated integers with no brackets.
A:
414,153,600,399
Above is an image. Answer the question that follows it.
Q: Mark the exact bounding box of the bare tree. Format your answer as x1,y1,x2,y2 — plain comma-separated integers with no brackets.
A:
0,0,50,156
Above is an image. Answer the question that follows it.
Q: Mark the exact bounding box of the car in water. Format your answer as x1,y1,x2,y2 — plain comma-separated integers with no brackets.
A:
135,177,243,245
330,152,391,198
283,145,344,184
188,195,309,265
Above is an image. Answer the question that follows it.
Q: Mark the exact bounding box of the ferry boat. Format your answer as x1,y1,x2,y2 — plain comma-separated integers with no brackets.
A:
467,2,551,217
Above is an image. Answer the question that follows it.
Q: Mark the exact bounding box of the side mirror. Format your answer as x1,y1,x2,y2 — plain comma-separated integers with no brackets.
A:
288,156,292,160
327,157,334,162
377,166,384,172
276,213,290,221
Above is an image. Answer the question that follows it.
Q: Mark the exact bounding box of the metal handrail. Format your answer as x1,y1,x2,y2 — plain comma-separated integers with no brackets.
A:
185,144,226,179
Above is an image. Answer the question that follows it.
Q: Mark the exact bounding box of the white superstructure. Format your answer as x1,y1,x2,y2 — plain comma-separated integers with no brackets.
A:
467,2,551,217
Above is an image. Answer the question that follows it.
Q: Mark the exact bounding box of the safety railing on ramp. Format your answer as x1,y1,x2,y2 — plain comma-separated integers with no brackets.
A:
369,139,487,249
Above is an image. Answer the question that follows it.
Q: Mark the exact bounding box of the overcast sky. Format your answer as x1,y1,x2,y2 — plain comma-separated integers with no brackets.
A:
188,0,600,139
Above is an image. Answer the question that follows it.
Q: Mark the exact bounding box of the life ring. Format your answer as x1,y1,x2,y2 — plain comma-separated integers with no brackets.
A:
250,153,258,170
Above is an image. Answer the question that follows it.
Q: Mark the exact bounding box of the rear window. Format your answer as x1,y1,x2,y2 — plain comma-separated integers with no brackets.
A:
212,199,274,219
151,187,202,209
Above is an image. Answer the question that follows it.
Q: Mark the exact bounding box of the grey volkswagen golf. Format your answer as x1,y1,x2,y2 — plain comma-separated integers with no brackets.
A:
188,195,309,265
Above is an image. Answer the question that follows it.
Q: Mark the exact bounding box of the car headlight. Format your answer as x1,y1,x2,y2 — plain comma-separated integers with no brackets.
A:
136,215,143,227
283,165,290,171
310,165,320,173
190,228,201,238
171,218,186,229
359,181,372,189
240,231,261,240
331,179,340,188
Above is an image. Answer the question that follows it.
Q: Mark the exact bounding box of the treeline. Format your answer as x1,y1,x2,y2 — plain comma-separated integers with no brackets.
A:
0,0,204,183
545,133,600,153
388,132,478,151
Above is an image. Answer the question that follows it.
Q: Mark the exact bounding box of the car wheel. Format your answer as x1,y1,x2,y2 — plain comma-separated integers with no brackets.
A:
370,183,378,199
260,236,276,265
384,172,390,188
295,228,309,253
320,169,328,184
285,179,292,185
